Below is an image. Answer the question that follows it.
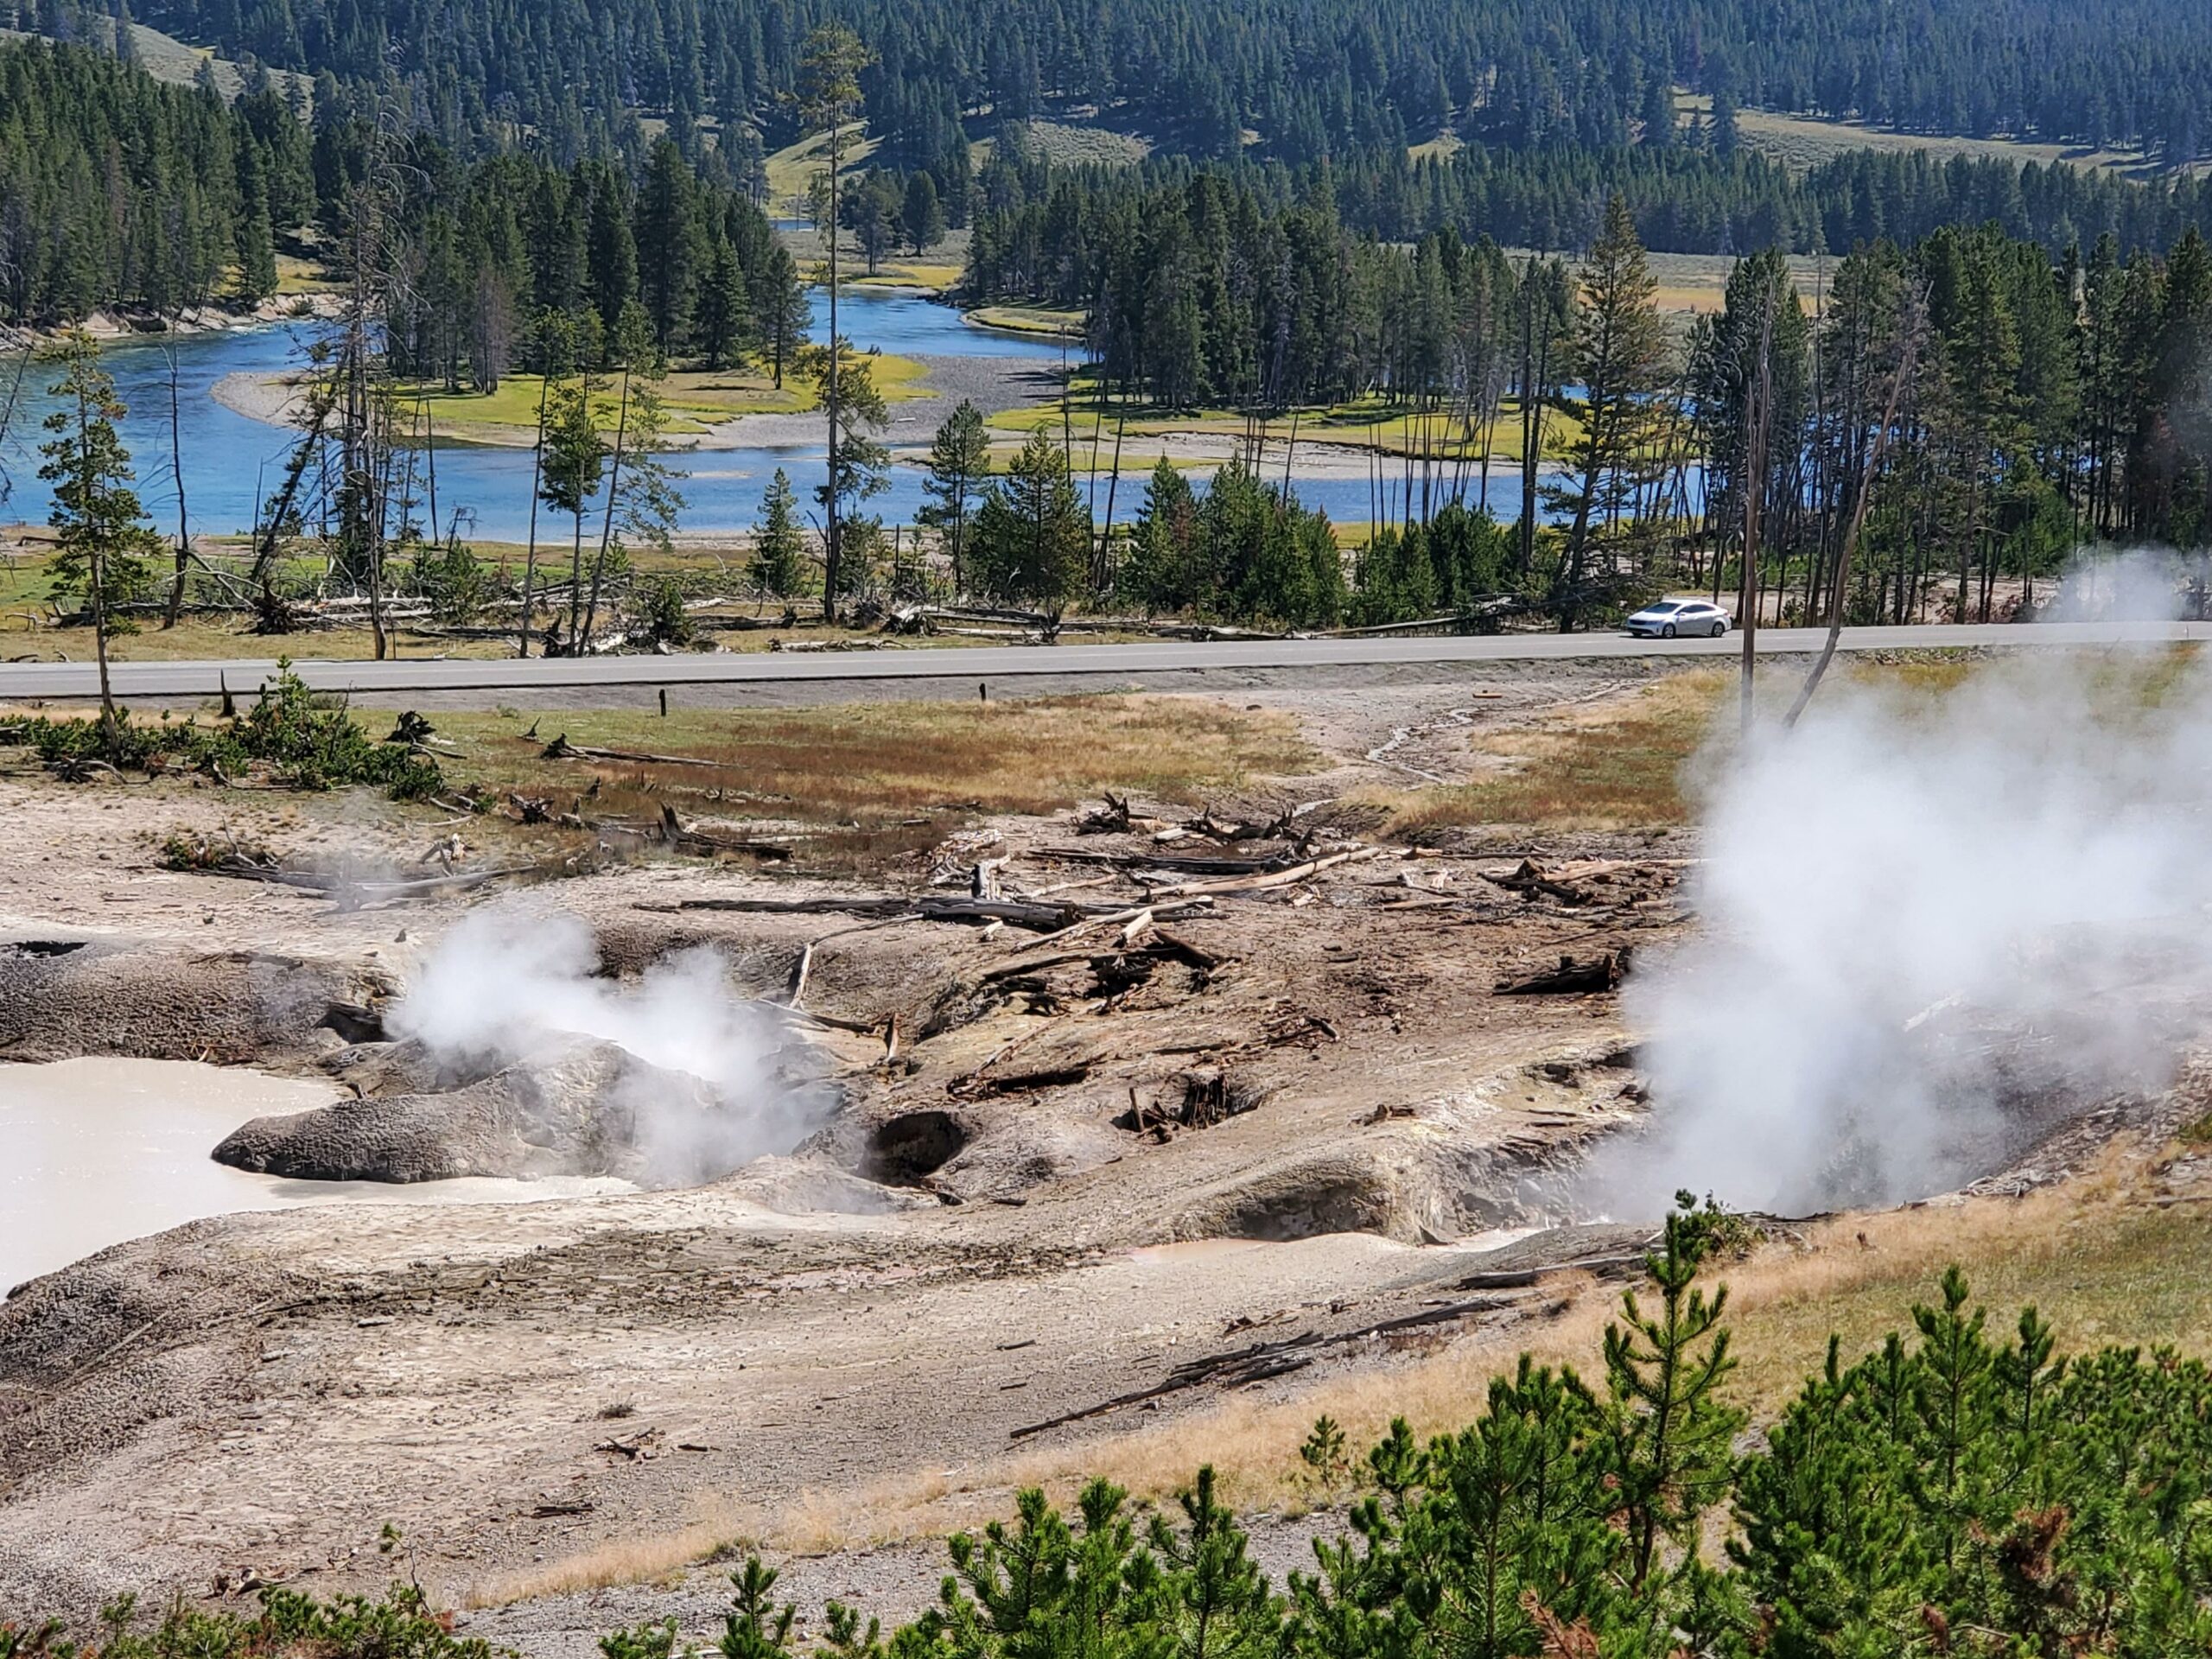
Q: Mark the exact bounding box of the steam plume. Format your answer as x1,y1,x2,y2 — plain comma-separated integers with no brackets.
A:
390,908,822,1185
1590,571,2212,1217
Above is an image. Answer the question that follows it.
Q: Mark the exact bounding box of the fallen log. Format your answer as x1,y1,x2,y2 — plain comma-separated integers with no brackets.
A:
976,912,1222,982
1493,950,1631,996
659,804,795,860
543,735,722,768
1147,845,1378,899
1037,844,1295,876
917,896,1088,931
648,892,1185,931
656,893,914,918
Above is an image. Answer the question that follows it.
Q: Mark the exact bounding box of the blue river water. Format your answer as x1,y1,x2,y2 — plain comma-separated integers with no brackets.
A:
0,289,1671,541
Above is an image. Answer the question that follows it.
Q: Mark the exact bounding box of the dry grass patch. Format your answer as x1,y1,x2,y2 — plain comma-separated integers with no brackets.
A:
1381,668,1726,835
438,694,1316,875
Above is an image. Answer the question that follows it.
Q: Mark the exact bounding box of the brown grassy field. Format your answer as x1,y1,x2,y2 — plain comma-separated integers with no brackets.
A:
433,694,1317,874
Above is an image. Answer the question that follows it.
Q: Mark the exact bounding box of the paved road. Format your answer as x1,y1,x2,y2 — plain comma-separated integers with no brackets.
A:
3,621,2208,702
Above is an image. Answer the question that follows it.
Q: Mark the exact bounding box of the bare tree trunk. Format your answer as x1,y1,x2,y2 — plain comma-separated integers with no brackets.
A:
823,126,843,621
1785,315,1923,730
162,334,190,627
521,370,550,656
1096,405,1126,594
1738,308,1773,741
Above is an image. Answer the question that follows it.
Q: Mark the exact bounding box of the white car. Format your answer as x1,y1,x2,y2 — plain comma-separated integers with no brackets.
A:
1626,599,1730,639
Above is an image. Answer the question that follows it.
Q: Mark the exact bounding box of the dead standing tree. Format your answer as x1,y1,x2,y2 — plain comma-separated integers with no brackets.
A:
1738,300,1773,741
1784,286,1929,729
792,26,873,622
325,106,416,659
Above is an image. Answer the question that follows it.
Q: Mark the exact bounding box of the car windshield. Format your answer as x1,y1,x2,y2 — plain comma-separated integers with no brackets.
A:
1644,601,1681,613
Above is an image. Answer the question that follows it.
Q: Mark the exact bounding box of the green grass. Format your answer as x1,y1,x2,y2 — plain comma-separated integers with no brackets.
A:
968,303,1084,340
383,354,930,448
1382,666,1726,836
764,124,880,208
985,385,1586,464
1675,91,2196,181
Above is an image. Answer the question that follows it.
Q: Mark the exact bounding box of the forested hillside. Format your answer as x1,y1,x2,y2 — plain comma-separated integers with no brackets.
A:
11,0,2212,169
0,34,800,363
0,39,311,320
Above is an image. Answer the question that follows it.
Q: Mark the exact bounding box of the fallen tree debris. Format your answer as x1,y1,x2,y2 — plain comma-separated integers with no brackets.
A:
1493,950,1632,996
1147,845,1379,899
542,735,722,768
192,853,538,906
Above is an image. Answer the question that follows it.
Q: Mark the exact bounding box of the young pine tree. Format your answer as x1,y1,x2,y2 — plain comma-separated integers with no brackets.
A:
755,244,811,391
970,429,1090,613
40,332,159,750
751,467,808,605
539,372,606,653
919,398,989,594
1601,1198,1744,1595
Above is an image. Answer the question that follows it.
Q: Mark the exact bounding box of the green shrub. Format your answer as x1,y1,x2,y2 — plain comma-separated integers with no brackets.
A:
8,662,443,799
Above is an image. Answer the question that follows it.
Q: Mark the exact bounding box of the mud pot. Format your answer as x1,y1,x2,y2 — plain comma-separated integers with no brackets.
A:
0,1058,633,1288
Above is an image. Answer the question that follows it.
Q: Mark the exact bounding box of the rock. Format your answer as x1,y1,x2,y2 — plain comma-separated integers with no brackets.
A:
213,1039,730,1185
716,1157,938,1217
0,938,361,1064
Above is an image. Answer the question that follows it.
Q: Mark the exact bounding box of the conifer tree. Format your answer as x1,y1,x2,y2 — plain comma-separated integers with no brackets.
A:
754,244,811,391
750,467,807,603
919,398,988,593
1548,194,1669,630
39,331,158,750
970,430,1090,613
1601,1197,1743,1594
695,235,751,371
794,22,873,616
539,370,605,652
902,171,945,254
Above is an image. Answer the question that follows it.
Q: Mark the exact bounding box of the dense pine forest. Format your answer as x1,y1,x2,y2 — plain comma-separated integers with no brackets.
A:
14,0,2212,168
14,1,2212,647
0,41,311,321
949,146,2212,631
0,35,803,374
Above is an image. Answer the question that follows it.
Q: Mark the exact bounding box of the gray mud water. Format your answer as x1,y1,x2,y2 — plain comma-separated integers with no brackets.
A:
0,1058,631,1288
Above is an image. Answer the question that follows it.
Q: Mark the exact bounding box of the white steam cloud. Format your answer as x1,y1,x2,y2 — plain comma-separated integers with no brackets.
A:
390,909,823,1185
1588,558,2212,1217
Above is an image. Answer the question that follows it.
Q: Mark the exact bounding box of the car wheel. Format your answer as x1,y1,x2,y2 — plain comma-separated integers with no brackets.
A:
1661,622,1676,639
1712,620,1726,638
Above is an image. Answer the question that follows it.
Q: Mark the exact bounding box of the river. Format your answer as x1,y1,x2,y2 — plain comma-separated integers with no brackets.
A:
0,1058,629,1289
0,289,1682,540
